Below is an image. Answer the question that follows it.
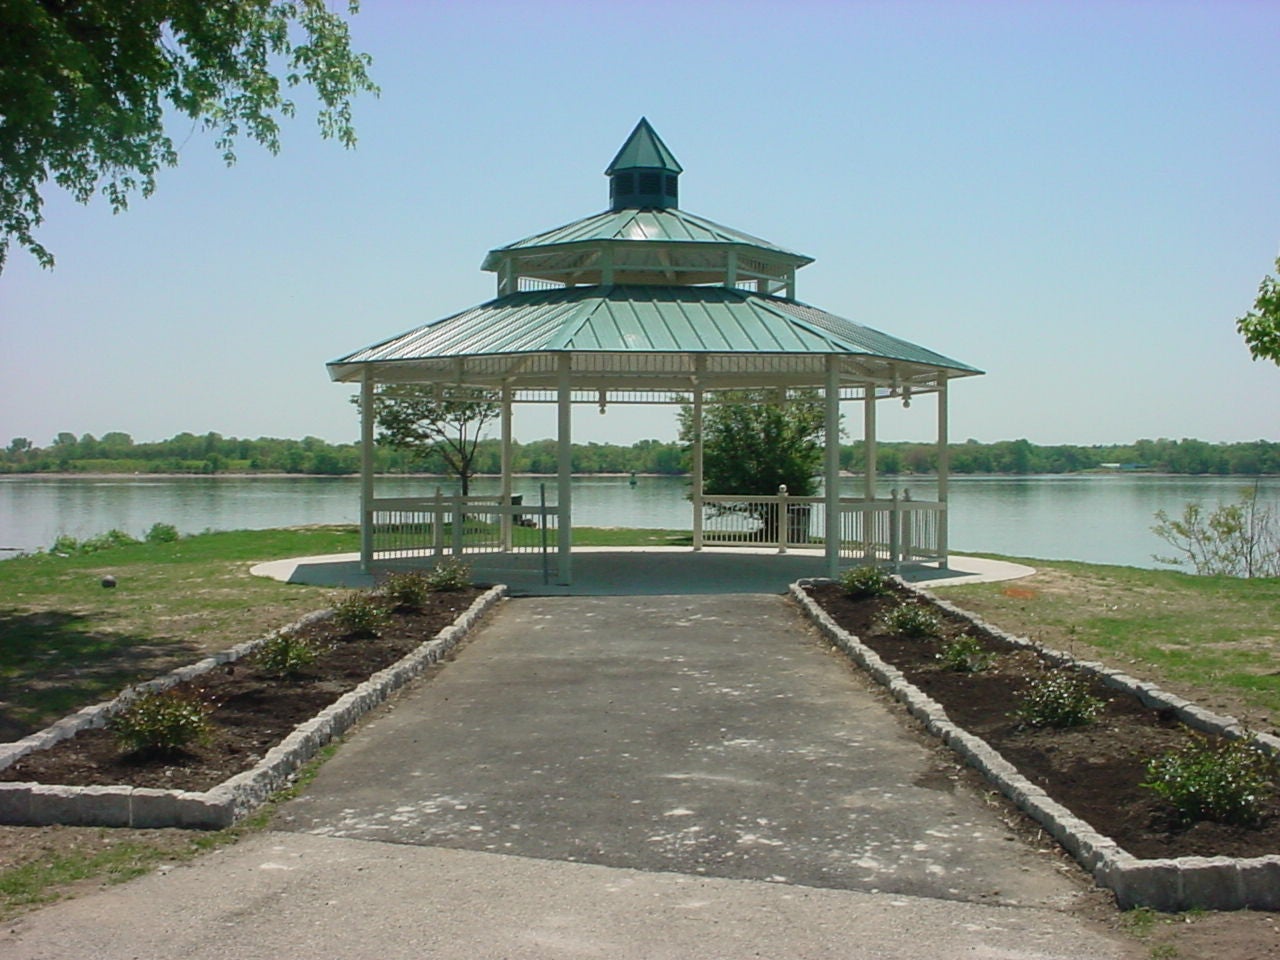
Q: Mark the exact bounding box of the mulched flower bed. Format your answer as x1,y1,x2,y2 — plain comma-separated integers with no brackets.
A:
0,589,482,794
804,581,1280,861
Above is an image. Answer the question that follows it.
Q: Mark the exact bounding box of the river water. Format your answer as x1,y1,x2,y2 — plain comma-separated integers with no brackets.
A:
3,473,1278,569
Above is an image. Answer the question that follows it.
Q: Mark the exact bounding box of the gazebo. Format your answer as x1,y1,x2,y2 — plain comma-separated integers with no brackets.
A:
328,119,982,584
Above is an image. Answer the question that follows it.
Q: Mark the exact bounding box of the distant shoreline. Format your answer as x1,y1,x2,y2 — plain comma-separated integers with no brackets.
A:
3,470,1278,481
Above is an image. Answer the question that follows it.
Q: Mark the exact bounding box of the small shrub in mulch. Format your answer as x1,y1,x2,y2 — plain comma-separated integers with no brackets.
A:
331,590,391,638
1143,733,1278,828
108,689,213,757
380,571,436,611
422,556,472,592
252,632,321,679
874,602,942,639
838,565,891,599
1013,671,1105,730
936,634,995,674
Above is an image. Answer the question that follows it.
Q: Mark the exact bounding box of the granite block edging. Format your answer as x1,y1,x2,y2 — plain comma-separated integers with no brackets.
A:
0,585,507,830
790,578,1280,912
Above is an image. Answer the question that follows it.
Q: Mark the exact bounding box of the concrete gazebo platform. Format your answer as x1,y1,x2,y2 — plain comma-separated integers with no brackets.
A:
250,550,1034,596
327,120,982,584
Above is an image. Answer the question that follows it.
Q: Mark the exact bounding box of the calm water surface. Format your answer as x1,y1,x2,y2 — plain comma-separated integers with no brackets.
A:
1,473,1277,569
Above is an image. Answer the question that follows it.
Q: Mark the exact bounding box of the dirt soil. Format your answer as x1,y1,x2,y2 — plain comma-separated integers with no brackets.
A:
0,589,481,792
805,582,1280,861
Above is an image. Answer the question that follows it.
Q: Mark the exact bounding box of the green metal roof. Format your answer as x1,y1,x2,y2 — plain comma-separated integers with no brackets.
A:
605,118,682,174
483,208,813,268
329,285,981,382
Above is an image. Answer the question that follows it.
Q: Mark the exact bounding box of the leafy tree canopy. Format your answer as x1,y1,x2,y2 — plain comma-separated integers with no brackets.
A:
680,391,827,497
0,0,377,271
1236,256,1280,365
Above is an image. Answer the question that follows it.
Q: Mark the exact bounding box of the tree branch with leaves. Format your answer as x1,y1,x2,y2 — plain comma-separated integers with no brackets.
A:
0,0,377,271
1236,256,1280,366
364,385,501,496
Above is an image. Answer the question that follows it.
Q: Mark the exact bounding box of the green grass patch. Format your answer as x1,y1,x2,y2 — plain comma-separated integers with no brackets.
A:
0,842,164,911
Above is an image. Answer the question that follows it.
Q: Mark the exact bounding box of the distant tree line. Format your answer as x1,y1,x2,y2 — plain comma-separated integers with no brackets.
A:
842,437,1280,476
2,431,1278,477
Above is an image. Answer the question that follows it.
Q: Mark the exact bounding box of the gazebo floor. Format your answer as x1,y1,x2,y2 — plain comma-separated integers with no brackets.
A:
249,548,1033,596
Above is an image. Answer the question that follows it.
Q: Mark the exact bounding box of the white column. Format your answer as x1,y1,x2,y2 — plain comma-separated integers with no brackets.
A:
359,368,375,571
500,382,514,552
556,354,573,584
863,385,878,561
937,377,950,568
692,368,705,550
863,385,877,502
825,356,841,577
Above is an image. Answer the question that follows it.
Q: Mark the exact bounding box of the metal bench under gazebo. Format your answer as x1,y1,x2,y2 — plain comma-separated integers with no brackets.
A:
327,119,982,585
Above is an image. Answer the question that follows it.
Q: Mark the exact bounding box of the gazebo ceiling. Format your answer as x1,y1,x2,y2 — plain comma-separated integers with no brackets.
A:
327,284,981,394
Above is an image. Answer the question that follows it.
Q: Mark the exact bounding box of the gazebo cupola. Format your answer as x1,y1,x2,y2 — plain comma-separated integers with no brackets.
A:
483,119,813,297
607,116,682,211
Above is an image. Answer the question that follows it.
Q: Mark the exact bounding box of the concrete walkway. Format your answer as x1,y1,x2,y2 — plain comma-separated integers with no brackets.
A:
3,594,1133,959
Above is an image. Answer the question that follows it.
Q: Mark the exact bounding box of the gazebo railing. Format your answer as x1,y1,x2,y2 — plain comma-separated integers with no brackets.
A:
700,493,825,551
698,492,945,565
838,497,946,565
368,494,558,560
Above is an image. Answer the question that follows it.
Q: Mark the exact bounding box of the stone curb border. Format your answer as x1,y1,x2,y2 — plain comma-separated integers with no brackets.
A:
790,578,1280,912
0,585,507,830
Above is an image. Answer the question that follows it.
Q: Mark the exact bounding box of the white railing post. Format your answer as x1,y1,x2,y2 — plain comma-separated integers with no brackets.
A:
451,498,464,556
901,490,913,563
777,484,789,554
432,487,445,557
889,490,900,570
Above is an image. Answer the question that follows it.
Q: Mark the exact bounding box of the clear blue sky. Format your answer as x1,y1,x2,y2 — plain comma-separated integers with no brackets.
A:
3,0,1278,448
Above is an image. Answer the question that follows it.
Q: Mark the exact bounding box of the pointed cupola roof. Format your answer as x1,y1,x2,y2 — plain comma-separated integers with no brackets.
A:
606,118,682,211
